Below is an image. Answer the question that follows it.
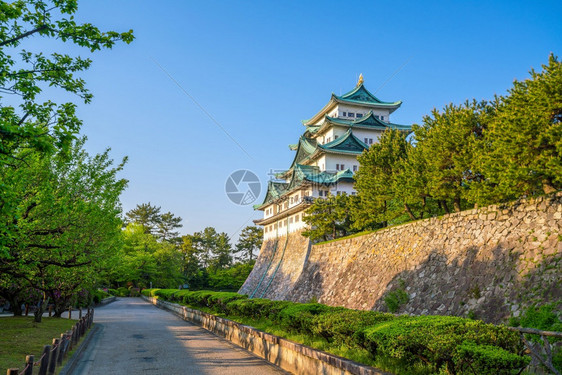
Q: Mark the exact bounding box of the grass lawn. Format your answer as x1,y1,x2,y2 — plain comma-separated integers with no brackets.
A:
0,316,82,374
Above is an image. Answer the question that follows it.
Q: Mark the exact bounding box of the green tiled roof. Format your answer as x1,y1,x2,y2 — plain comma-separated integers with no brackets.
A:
318,129,369,154
334,83,402,107
286,136,318,170
256,164,355,208
325,110,412,131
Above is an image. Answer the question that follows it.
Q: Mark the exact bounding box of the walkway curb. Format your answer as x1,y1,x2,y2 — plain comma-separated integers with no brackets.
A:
142,295,390,375
59,323,101,375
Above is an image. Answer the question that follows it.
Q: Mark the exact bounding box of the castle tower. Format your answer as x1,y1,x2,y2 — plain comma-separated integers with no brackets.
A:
254,77,411,240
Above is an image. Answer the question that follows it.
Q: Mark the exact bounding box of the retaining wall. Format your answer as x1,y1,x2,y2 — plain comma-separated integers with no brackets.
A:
242,193,562,323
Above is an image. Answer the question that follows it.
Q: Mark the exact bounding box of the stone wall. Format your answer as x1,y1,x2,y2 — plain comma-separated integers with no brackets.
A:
239,232,310,299
242,193,562,323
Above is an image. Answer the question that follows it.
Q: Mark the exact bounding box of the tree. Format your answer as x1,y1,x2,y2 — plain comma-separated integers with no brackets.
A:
477,54,562,203
157,212,183,243
125,203,162,235
111,223,183,289
354,130,415,229
413,100,492,212
0,138,127,317
0,0,134,164
234,226,263,262
303,193,355,241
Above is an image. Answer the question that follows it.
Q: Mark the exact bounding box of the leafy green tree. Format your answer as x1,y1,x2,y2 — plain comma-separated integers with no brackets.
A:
111,223,183,289
0,0,134,163
303,193,355,241
477,54,562,203
157,211,183,243
125,203,162,235
0,138,127,317
413,100,492,212
354,129,411,228
234,226,263,262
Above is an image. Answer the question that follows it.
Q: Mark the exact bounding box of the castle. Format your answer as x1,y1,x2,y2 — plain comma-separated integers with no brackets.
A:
254,76,411,240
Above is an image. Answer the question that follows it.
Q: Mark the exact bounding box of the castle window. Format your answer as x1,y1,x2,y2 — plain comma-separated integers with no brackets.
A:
349,113,355,118
356,113,363,118
334,135,339,139
342,112,347,116
353,165,358,172
375,115,380,120
380,116,384,121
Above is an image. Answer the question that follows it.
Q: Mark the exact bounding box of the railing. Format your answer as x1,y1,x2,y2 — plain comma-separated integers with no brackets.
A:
508,326,562,375
6,308,94,375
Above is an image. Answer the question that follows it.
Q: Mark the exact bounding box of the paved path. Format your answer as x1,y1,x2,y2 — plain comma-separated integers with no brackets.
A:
72,298,287,374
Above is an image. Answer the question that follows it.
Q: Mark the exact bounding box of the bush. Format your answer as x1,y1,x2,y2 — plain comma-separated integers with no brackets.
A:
108,289,118,296
363,315,525,373
116,287,129,297
455,342,530,374
311,310,395,348
142,288,530,374
92,289,110,304
383,288,409,313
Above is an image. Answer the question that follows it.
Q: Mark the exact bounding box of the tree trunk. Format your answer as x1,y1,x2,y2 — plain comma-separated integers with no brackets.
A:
441,200,450,214
404,204,417,221
7,296,23,316
453,197,461,212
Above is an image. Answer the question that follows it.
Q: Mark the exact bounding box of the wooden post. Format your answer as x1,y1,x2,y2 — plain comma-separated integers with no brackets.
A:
72,325,78,345
57,333,66,365
78,307,82,319
66,330,73,351
48,305,52,317
37,345,50,375
48,338,59,375
24,355,34,375
7,369,19,375
68,306,71,319
25,303,29,316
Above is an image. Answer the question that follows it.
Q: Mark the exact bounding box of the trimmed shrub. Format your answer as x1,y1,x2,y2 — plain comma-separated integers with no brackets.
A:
455,342,530,374
311,310,395,348
140,288,531,374
363,315,525,373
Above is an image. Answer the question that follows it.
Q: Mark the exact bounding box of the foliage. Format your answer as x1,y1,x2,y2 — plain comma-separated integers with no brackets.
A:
363,315,527,374
454,342,530,374
0,0,134,164
383,288,409,313
144,289,529,374
109,223,183,289
234,226,262,262
0,0,133,317
207,261,255,291
0,139,127,317
303,193,357,241
509,304,562,372
125,203,183,242
477,54,562,203
354,129,412,228
414,100,492,212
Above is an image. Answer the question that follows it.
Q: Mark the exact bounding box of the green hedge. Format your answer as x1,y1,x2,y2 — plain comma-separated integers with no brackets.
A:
142,289,529,374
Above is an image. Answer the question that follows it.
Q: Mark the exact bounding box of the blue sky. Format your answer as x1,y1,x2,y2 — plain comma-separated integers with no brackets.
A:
30,1,562,241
